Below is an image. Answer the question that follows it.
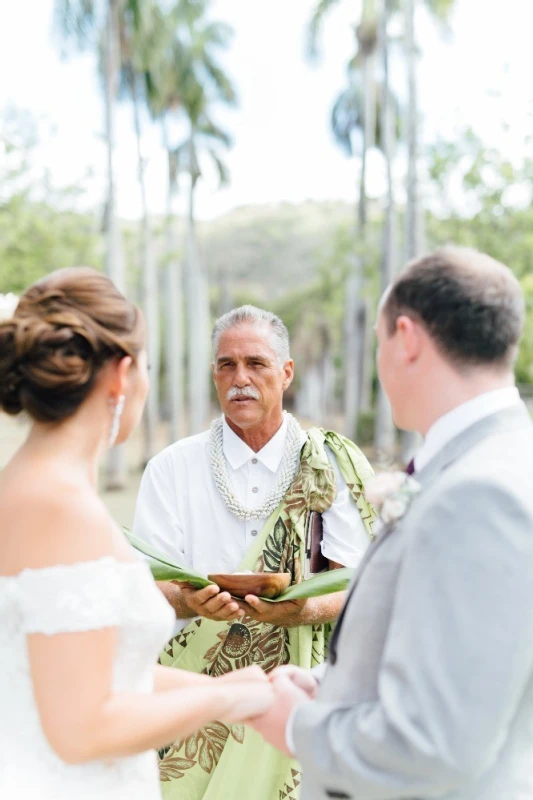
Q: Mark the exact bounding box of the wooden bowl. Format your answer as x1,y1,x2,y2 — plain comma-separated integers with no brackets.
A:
207,572,291,599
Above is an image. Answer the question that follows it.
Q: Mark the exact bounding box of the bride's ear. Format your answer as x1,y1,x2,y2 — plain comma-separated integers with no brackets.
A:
108,356,133,400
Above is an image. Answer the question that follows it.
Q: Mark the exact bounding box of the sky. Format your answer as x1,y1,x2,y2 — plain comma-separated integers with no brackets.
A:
1,0,532,221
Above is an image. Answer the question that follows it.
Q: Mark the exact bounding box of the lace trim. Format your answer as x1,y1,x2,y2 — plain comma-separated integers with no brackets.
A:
11,558,155,636
0,555,144,582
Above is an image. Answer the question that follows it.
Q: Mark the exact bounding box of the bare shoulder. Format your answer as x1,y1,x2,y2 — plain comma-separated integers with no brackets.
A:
0,467,118,574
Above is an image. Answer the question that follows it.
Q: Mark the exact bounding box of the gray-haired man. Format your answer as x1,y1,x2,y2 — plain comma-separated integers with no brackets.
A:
133,305,375,799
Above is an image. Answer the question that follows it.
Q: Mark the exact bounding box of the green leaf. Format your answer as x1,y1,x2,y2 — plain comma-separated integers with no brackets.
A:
123,527,213,589
268,567,354,602
123,529,354,600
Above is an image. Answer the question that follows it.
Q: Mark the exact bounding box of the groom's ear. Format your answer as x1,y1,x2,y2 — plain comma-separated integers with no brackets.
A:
396,315,424,363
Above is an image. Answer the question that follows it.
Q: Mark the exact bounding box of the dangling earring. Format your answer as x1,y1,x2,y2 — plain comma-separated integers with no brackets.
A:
108,394,126,448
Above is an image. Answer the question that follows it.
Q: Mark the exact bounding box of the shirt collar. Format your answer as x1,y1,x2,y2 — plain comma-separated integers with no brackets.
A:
414,386,521,473
222,416,289,473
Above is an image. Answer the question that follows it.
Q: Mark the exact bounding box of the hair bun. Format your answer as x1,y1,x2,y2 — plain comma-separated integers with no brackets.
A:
0,319,25,415
0,267,143,423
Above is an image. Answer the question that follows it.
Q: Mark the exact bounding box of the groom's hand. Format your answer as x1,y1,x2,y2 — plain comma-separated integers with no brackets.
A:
179,583,245,622
248,673,311,755
269,665,319,699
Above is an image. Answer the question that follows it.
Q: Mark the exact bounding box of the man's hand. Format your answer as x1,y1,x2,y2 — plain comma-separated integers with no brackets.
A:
248,673,311,755
179,583,245,622
269,665,319,699
237,591,346,627
236,595,307,626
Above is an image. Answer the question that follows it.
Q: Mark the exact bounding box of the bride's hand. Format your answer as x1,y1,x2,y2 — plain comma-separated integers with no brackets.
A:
216,665,267,686
220,680,275,723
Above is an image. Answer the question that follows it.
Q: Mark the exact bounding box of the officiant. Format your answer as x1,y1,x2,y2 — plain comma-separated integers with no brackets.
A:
132,304,375,800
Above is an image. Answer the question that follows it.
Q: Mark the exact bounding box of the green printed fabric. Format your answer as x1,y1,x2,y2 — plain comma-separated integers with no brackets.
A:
157,428,376,800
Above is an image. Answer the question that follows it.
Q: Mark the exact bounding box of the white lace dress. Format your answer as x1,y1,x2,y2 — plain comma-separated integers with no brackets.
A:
0,557,175,799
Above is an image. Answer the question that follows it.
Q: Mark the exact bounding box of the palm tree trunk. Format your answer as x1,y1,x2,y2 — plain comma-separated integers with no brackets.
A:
374,0,397,459
131,70,159,464
163,122,185,444
343,0,377,440
358,42,377,416
359,295,374,413
104,0,127,489
342,265,361,439
405,0,418,264
400,0,423,465
186,133,210,434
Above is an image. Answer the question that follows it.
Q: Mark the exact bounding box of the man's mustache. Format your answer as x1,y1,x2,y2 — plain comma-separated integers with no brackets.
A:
226,386,260,401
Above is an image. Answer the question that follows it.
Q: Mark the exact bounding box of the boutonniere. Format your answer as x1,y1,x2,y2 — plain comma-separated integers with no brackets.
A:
365,471,421,525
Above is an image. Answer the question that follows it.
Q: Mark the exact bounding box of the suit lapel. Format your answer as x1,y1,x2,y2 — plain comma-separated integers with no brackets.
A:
329,523,396,662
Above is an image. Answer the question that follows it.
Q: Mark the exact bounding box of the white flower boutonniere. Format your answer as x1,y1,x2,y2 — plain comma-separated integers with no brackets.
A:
365,471,421,526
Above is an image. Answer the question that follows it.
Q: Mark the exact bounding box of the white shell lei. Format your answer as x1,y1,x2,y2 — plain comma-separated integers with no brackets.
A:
209,412,303,521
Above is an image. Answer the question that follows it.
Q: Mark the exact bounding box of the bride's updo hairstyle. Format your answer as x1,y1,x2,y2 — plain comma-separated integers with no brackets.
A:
0,267,144,423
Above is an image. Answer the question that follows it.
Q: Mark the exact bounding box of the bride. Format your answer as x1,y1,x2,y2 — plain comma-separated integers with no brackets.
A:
0,268,273,798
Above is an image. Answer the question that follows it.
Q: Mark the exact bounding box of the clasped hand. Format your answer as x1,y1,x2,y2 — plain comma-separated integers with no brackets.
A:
216,664,317,756
249,665,317,755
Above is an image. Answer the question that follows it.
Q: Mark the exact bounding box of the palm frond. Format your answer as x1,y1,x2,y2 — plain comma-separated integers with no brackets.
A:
331,83,364,157
207,148,230,187
307,0,342,59
424,0,455,22
53,0,98,52
201,56,237,105
198,20,234,48
196,116,232,148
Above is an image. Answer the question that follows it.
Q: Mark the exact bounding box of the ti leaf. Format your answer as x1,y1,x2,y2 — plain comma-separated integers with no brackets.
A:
123,527,213,589
123,528,354,600
267,567,354,602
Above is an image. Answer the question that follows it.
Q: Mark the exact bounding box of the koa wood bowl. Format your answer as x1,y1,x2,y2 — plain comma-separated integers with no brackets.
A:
207,572,291,599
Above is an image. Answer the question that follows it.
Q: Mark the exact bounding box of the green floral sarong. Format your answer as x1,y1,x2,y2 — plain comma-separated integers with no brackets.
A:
158,428,375,800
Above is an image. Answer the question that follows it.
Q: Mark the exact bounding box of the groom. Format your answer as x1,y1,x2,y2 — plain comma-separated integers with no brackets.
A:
252,247,533,799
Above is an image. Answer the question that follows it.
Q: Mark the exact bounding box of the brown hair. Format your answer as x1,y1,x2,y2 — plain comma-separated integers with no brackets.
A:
382,247,524,368
0,267,144,422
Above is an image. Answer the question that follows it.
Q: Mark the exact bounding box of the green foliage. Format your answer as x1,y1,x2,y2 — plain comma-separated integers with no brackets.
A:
425,129,533,382
0,200,101,294
357,410,376,445
0,109,101,294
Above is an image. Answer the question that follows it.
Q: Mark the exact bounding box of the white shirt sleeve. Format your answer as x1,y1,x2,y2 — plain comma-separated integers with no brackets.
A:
320,445,370,568
132,453,185,564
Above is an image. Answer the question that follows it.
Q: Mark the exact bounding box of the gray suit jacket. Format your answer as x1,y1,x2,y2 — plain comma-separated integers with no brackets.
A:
293,404,533,800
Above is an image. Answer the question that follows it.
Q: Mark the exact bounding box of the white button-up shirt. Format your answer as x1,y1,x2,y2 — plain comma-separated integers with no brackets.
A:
414,386,521,472
133,416,370,633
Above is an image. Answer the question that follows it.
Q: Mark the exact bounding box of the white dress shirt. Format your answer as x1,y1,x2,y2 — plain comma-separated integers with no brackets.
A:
414,386,521,472
133,416,370,634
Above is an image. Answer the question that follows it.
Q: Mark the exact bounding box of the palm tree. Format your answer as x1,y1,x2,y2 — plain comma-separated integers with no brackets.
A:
54,0,128,488
404,0,455,266
116,0,160,463
374,0,396,458
309,0,456,450
401,0,455,462
178,96,233,435
310,0,379,441
144,1,235,438
162,131,186,444
141,4,190,445
168,4,236,435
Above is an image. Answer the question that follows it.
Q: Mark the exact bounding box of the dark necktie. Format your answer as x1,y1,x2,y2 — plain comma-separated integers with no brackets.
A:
405,458,415,475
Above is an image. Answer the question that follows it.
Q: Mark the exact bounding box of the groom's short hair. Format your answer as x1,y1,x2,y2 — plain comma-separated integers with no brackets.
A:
383,247,525,367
